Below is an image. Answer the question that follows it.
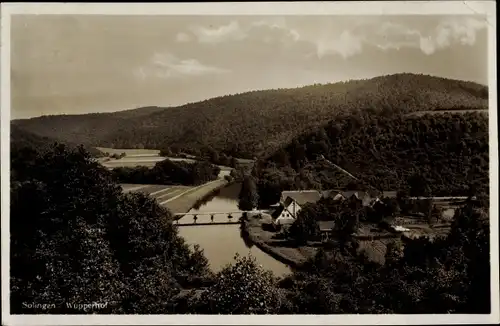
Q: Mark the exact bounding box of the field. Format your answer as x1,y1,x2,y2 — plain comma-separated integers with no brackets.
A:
96,147,236,174
120,178,228,214
96,147,160,156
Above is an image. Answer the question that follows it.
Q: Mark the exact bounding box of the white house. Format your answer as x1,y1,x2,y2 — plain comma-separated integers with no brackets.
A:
271,190,322,226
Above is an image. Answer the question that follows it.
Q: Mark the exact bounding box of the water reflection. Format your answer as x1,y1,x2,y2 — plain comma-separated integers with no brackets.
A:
177,183,290,276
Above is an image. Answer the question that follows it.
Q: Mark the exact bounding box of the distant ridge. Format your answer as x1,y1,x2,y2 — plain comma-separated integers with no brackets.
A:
12,73,488,159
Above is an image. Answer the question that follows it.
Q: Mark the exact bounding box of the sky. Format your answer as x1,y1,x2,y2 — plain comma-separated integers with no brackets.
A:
10,14,489,119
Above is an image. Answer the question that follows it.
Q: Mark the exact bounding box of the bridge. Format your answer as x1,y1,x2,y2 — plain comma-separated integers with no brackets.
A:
173,210,265,226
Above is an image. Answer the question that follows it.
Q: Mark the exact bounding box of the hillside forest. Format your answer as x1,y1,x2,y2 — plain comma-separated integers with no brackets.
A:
12,73,488,159
254,111,488,202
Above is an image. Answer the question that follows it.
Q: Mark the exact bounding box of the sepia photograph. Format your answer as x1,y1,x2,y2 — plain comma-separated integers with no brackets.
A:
1,2,498,325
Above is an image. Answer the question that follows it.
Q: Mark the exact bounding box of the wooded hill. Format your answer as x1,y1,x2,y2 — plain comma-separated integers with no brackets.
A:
11,125,103,157
259,111,489,196
12,73,488,159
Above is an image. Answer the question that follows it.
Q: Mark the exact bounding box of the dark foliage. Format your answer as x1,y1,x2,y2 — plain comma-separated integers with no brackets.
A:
11,124,103,157
263,111,488,196
111,159,220,186
238,176,259,211
10,144,212,314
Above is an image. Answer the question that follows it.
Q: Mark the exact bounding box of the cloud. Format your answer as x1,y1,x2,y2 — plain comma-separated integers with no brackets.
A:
174,16,487,59
188,21,247,44
313,31,364,59
421,17,487,54
306,16,487,59
178,18,300,45
135,52,230,80
367,17,487,55
176,32,191,42
250,19,301,42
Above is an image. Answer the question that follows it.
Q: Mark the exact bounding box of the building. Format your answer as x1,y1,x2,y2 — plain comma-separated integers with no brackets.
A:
318,220,336,242
271,190,322,226
327,190,380,207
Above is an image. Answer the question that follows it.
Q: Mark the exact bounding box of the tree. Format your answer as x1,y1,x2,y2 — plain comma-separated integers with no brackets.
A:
160,147,172,157
334,209,359,245
289,204,320,244
428,205,442,225
408,173,431,197
384,198,401,217
385,239,404,266
229,157,238,168
196,254,282,314
257,180,282,208
238,176,259,211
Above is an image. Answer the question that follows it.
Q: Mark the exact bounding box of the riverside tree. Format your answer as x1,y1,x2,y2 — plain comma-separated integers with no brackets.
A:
238,176,259,211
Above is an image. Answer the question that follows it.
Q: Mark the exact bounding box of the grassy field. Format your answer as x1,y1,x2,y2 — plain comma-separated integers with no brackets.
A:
97,147,235,174
120,178,228,214
97,147,160,156
242,214,318,267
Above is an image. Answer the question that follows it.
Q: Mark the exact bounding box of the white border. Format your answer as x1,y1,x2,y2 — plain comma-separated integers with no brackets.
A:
1,2,498,325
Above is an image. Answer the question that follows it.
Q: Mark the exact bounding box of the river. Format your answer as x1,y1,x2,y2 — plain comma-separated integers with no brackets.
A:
177,183,291,277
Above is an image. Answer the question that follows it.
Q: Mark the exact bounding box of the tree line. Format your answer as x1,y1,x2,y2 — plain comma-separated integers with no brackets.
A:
159,146,239,168
111,159,220,186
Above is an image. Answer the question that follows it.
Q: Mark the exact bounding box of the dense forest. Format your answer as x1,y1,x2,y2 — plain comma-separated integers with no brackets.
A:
258,111,489,197
12,74,488,159
111,159,220,186
11,125,103,157
11,144,491,314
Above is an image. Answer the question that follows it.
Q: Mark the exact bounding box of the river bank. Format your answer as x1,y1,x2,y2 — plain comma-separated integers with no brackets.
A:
165,178,229,213
241,214,318,269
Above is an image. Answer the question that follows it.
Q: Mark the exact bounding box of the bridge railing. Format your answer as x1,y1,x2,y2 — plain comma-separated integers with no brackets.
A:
173,210,264,225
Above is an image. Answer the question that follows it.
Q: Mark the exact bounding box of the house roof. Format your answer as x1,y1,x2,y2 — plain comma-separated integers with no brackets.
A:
321,189,342,198
340,191,372,200
318,220,335,231
381,191,398,198
281,190,322,206
271,205,285,218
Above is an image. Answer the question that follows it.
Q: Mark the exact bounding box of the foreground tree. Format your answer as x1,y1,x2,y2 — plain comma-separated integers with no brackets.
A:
195,254,282,314
10,144,211,314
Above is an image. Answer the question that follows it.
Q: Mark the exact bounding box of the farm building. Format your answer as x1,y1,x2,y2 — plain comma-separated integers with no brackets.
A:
318,220,336,242
272,190,322,226
327,190,380,207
